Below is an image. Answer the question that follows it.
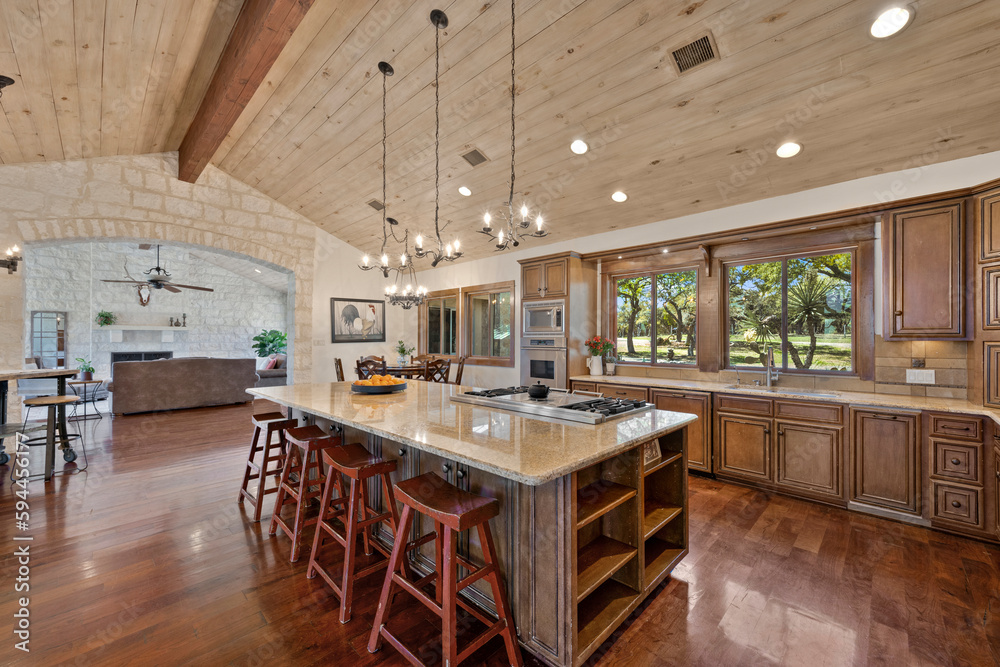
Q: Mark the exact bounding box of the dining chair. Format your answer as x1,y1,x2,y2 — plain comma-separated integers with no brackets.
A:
424,358,451,383
449,356,466,386
410,353,436,364
356,358,387,380
334,358,345,382
360,355,385,364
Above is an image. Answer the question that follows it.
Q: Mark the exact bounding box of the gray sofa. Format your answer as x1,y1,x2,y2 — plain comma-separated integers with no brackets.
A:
255,353,288,387
108,357,257,415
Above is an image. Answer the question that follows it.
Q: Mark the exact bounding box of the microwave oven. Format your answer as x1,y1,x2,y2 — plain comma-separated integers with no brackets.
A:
523,300,564,335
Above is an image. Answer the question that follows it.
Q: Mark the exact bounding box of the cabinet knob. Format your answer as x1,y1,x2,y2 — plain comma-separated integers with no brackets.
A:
951,500,962,508
951,458,961,465
398,448,407,457
442,463,452,474
894,310,903,316
537,287,542,292
763,428,770,435
777,430,784,436
456,469,466,479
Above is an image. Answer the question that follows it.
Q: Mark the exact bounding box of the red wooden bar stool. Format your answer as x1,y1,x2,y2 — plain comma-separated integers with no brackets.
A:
269,425,339,562
238,412,297,522
368,472,523,667
306,442,411,623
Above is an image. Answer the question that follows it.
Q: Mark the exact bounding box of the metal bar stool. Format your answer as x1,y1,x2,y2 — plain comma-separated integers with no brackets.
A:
238,412,297,522
19,395,85,481
368,472,523,666
269,425,340,562
306,442,412,623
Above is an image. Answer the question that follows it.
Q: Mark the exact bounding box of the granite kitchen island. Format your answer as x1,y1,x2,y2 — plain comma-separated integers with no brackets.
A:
248,381,696,666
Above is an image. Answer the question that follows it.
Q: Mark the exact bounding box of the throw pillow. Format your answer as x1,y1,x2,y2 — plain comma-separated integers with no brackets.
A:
263,357,277,370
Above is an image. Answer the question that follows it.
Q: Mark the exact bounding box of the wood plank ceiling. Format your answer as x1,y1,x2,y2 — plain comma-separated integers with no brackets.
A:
2,1,1000,263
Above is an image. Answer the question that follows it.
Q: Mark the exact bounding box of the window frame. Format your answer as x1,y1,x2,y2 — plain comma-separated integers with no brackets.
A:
610,265,700,368
723,246,858,376
462,281,515,368
418,288,460,361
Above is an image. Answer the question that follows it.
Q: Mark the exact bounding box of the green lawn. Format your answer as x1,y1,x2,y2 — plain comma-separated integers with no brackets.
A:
615,334,852,370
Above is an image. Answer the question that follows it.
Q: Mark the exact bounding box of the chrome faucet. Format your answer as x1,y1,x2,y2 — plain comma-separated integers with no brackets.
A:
764,346,779,387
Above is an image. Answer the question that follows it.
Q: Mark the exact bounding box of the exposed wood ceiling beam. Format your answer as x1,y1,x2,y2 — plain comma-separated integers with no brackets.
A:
177,0,315,183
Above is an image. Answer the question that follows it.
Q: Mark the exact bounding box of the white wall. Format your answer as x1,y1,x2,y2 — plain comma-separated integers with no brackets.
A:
311,228,412,382
410,149,1000,387
23,242,288,379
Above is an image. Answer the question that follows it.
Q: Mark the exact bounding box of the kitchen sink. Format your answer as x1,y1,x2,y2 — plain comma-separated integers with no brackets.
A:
725,385,838,398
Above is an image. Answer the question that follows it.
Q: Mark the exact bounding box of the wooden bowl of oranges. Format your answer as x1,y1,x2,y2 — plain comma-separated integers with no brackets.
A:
351,374,407,394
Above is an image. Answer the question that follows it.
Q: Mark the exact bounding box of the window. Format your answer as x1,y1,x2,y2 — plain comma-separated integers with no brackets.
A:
727,251,853,373
425,295,458,356
615,269,697,365
467,288,512,362
30,311,66,368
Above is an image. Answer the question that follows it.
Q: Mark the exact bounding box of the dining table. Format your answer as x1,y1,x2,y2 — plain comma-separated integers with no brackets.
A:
0,368,79,465
383,363,428,380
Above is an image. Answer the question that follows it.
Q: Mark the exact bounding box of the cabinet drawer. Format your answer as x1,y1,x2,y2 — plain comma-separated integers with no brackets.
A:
571,381,597,393
774,400,843,425
932,483,983,527
928,413,982,441
931,439,981,484
595,384,647,401
716,394,772,416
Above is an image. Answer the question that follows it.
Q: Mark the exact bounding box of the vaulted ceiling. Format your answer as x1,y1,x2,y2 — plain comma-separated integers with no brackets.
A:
2,1,1000,263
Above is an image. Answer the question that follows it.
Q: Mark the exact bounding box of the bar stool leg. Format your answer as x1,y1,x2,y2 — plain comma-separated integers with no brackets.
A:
305,467,347,580
289,449,316,562
368,504,413,654
478,523,524,667
338,476,362,623
44,405,56,481
379,473,413,580
434,520,444,606
237,425,263,504
268,446,299,537
442,525,458,667
360,482,373,556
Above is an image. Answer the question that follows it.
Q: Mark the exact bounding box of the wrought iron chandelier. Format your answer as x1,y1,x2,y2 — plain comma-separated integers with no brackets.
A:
1,244,22,274
357,60,428,308
477,0,547,251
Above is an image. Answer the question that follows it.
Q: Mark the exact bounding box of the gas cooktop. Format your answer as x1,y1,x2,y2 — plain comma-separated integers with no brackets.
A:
451,386,654,424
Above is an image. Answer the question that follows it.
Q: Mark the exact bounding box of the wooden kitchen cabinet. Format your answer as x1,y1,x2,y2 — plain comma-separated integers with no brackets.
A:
775,421,843,500
651,389,711,473
521,257,568,300
883,199,968,340
716,414,771,482
595,383,647,402
851,409,919,514
978,187,1000,262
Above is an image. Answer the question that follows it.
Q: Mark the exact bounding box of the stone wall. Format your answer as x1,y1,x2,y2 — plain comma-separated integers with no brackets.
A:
23,242,288,379
0,152,317,385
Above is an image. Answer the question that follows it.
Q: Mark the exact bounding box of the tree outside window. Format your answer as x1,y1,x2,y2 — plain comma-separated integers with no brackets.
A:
615,269,697,365
727,251,853,372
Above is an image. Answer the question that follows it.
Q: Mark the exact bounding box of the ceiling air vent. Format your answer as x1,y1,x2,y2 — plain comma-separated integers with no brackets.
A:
367,199,384,211
461,148,489,167
671,34,717,74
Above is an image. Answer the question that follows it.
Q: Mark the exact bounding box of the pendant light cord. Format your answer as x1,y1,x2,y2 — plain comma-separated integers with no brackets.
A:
509,0,516,209
434,20,442,247
381,68,388,256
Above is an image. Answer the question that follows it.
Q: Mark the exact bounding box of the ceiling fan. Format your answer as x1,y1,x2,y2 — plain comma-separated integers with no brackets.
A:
102,245,214,294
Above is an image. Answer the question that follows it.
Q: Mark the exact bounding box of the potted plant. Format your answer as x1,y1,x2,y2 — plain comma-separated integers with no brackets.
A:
395,340,415,366
95,310,116,327
584,336,614,376
252,329,287,358
604,353,617,376
75,357,95,382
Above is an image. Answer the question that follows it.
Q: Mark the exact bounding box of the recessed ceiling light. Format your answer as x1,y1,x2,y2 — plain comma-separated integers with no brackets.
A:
662,249,669,253
611,191,628,202
570,139,588,154
458,186,472,196
617,255,622,259
776,142,801,158
870,6,912,39
254,268,262,273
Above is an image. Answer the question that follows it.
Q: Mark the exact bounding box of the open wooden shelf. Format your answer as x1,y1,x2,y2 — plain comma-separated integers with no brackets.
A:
643,500,683,540
577,579,639,658
644,451,682,477
576,536,636,604
644,536,685,590
576,481,636,529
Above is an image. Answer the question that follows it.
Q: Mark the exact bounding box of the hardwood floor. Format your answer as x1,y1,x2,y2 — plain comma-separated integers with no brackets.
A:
1,401,998,666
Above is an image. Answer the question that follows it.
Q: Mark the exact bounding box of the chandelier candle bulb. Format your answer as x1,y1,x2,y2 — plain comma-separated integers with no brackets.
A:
416,235,422,249
400,254,406,266
454,239,460,251
536,215,543,231
362,255,369,266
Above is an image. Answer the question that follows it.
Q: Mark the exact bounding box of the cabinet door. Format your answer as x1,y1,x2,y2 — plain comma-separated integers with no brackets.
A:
775,421,842,500
852,410,919,513
978,188,1000,262
995,447,1000,536
651,390,711,473
986,343,1000,408
717,414,771,482
884,200,967,339
542,259,568,298
522,263,544,300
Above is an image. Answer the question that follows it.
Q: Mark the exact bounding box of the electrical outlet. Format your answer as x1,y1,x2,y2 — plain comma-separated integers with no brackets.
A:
911,358,925,368
906,368,935,384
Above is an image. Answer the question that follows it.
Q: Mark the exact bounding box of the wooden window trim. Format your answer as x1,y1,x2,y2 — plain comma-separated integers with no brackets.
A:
462,280,516,368
607,265,701,370
418,288,460,360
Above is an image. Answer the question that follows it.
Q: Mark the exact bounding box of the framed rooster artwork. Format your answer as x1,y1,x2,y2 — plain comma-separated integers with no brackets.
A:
331,298,386,343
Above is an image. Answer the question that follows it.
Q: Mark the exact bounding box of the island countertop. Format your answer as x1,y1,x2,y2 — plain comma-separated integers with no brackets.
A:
248,382,696,486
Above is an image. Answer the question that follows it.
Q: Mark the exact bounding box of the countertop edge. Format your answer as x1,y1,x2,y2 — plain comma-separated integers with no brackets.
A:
247,387,697,485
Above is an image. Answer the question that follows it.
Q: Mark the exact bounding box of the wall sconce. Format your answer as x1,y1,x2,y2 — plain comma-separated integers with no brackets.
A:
2,245,22,274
